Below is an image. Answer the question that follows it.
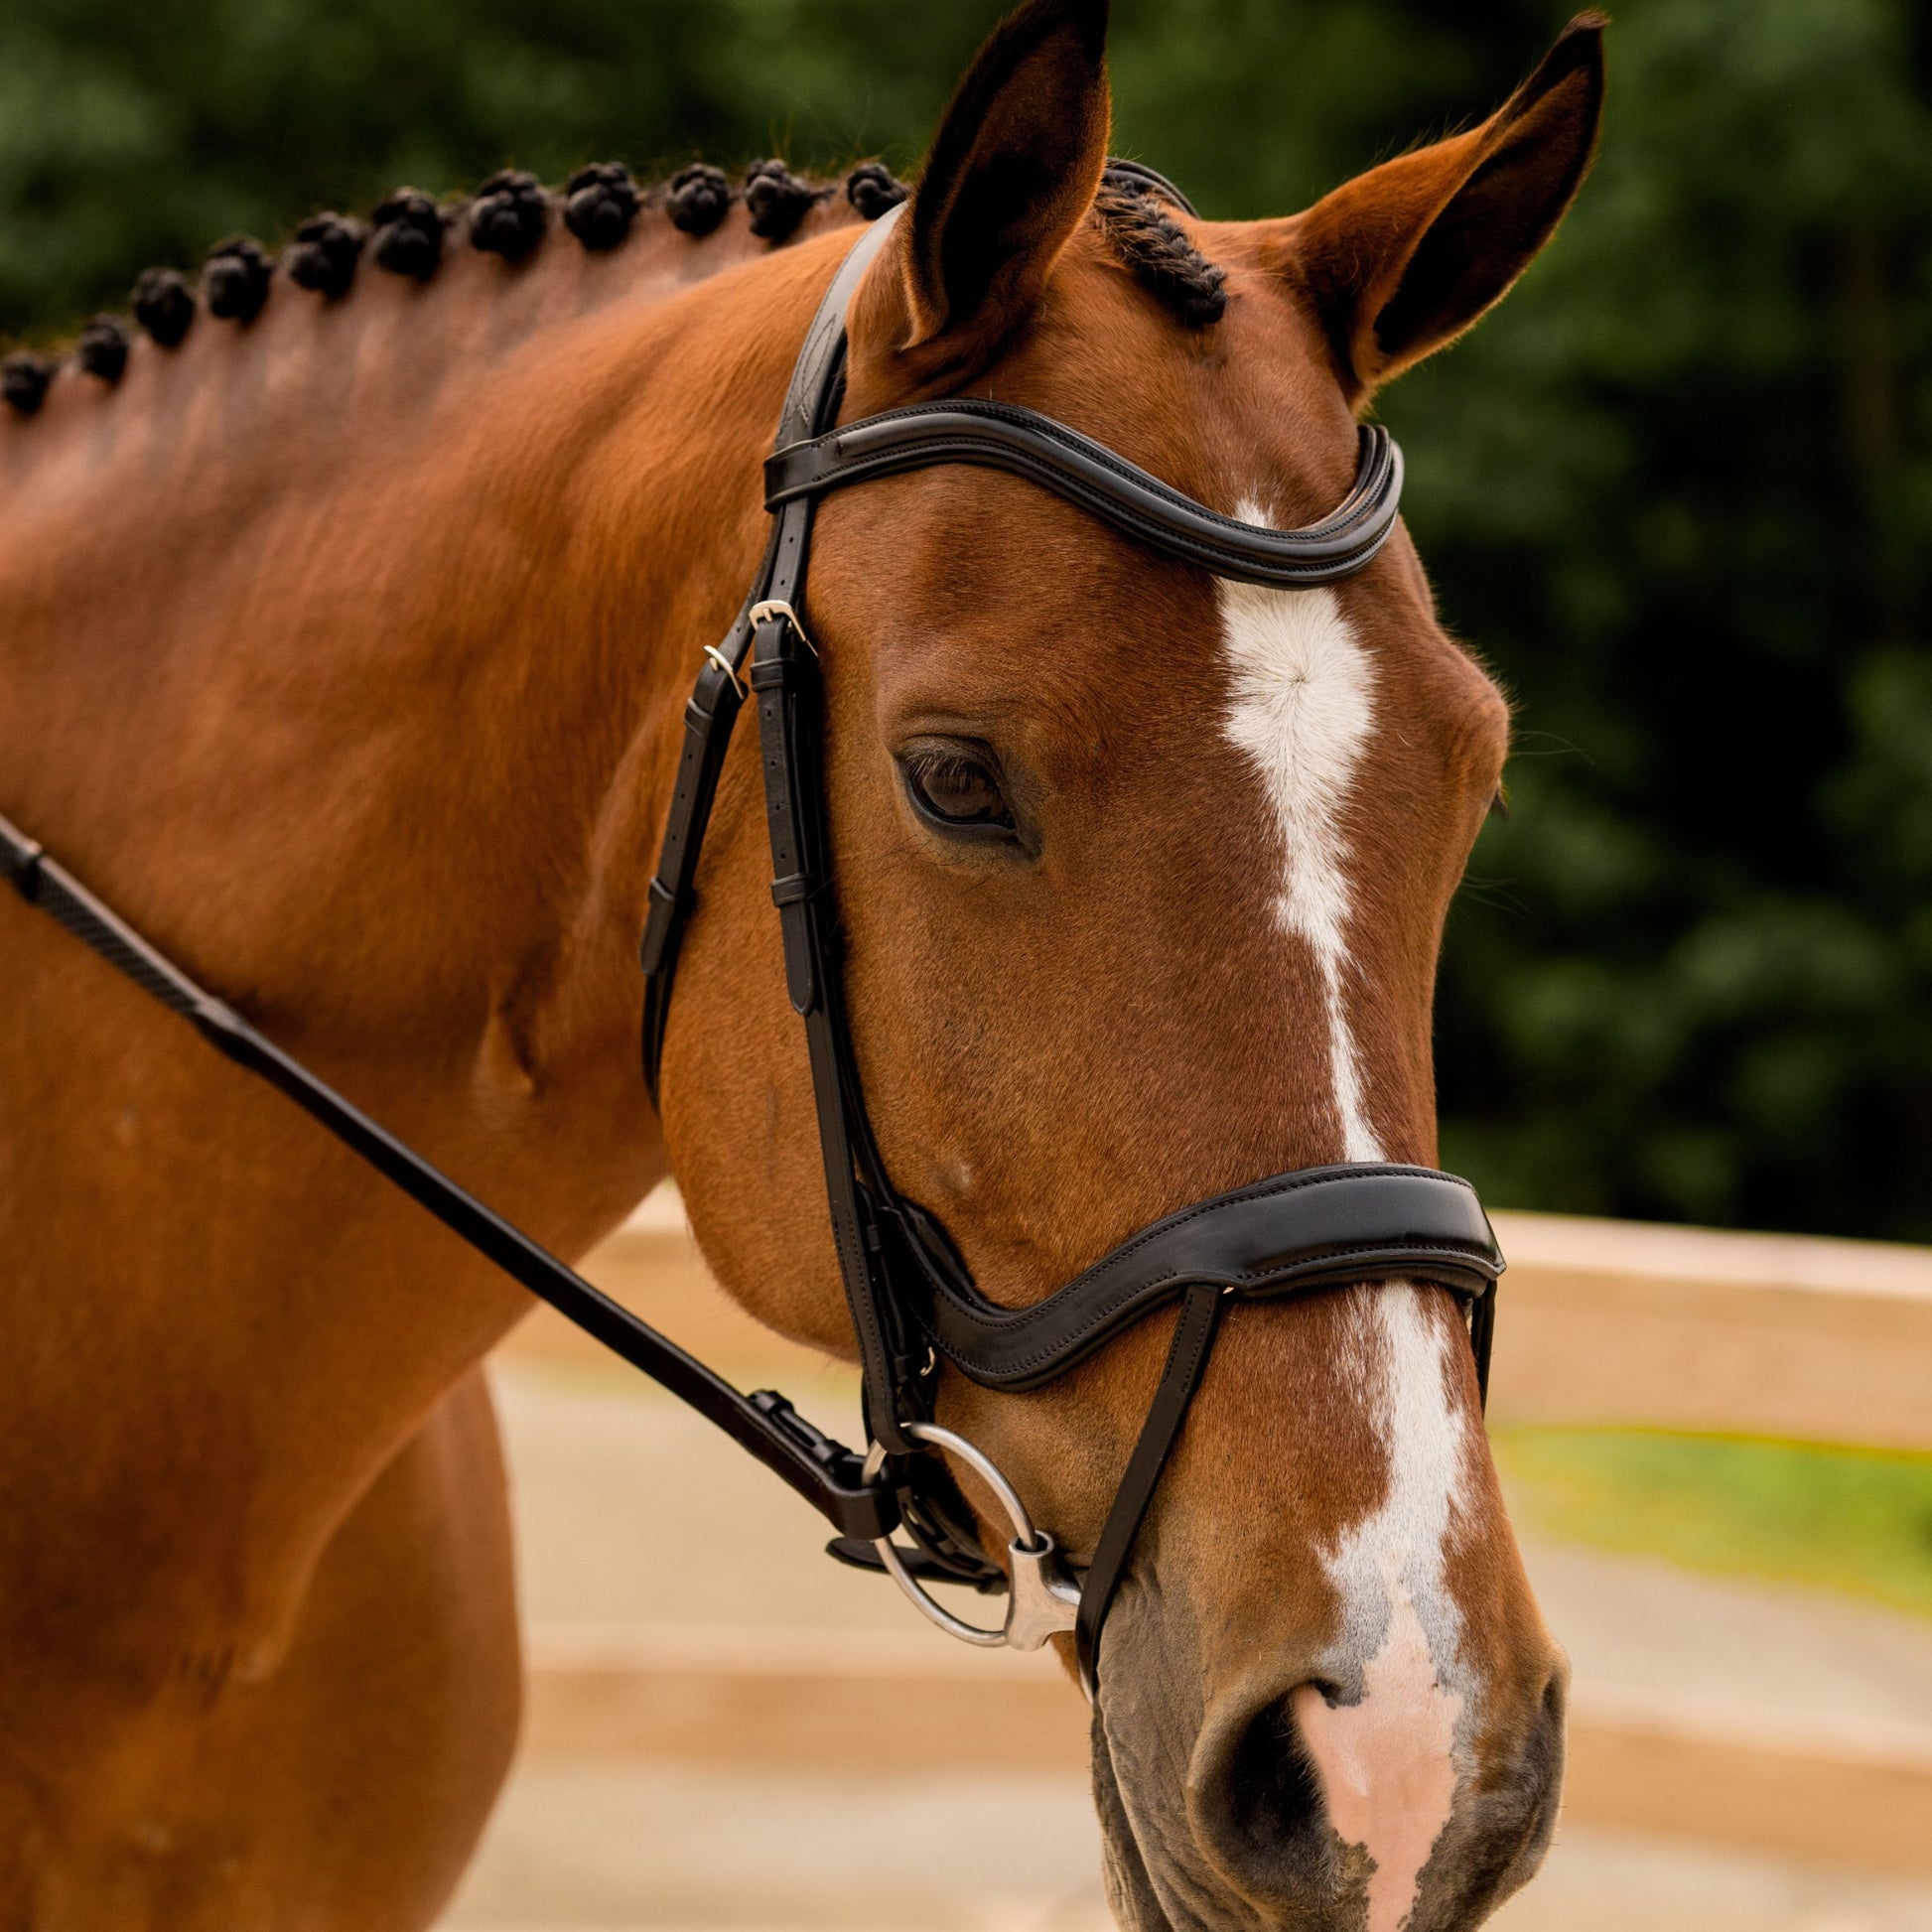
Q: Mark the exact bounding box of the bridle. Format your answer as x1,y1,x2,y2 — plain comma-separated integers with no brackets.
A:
637,194,1499,1687
1,175,1502,1699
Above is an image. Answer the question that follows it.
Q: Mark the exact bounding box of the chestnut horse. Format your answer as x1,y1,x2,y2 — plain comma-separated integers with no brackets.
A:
0,2,1603,1926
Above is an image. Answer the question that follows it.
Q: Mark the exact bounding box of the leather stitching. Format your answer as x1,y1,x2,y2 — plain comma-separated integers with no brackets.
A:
915,1169,1495,1385
766,409,1400,585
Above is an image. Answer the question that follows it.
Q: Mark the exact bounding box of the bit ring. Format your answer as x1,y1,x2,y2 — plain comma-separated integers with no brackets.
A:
863,1422,1082,1652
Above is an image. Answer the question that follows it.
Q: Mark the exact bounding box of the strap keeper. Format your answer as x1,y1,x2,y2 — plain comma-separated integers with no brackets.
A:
763,446,820,508
637,877,682,976
748,656,789,694
1,825,45,898
769,871,817,908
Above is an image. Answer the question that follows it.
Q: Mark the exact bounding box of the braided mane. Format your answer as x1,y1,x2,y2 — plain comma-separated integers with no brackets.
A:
0,156,1224,415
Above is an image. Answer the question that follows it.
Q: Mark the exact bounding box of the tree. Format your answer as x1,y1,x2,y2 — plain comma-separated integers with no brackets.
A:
4,0,1925,1238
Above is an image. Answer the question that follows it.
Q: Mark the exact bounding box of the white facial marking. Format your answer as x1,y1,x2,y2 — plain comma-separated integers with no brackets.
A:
1217,536,1472,1927
1296,1290,1472,1930
1216,558,1380,1163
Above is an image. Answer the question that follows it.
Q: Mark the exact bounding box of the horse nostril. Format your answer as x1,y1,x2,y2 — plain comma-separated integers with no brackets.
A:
1193,1689,1333,1894
1190,1666,1570,1926
1514,1663,1569,1836
1541,1664,1568,1730
1517,1666,1570,1843
1433,1663,1570,1925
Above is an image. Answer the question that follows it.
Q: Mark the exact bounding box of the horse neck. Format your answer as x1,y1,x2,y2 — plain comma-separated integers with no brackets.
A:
5,209,865,1180
0,210,858,1599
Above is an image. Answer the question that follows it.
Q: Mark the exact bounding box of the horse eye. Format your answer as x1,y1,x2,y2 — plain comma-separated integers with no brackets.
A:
901,748,1015,831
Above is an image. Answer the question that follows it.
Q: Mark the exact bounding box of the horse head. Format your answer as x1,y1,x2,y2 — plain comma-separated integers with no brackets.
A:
667,4,1603,1928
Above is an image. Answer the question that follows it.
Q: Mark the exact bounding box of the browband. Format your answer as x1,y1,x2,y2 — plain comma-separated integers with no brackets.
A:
765,407,1403,590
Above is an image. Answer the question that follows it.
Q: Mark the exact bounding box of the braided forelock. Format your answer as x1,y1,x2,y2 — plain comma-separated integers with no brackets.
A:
1092,165,1227,328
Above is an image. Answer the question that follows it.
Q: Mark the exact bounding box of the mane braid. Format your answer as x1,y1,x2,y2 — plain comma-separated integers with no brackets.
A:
5,159,912,418
286,213,366,299
563,166,638,250
744,160,822,242
668,165,732,236
1,352,54,416
371,191,446,278
1094,166,1227,328
76,315,129,383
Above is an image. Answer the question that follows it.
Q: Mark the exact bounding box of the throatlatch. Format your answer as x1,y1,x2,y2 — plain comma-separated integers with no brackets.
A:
5,172,1502,1701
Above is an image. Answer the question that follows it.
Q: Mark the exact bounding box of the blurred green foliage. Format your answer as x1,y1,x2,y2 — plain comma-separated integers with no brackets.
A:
1494,1428,1932,1615
2,0,1927,1239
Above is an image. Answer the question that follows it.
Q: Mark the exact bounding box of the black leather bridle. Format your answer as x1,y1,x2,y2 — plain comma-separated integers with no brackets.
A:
1,180,1502,1696
646,198,1501,1683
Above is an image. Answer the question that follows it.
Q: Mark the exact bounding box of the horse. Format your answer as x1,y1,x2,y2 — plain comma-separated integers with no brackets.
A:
0,1,1603,1925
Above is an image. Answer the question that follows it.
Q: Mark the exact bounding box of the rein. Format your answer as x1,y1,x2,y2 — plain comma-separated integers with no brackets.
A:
2,187,1502,1699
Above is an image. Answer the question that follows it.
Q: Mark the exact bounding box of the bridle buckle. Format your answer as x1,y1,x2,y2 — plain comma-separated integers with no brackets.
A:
700,643,746,699
748,598,817,655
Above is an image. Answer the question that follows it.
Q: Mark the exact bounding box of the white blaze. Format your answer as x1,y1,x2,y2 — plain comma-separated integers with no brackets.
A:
1216,574,1380,1163
1292,1293,1472,1931
1217,550,1471,1930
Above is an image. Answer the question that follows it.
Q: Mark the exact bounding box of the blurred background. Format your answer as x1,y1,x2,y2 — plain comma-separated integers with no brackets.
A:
2,0,1930,1244
4,1,1928,1926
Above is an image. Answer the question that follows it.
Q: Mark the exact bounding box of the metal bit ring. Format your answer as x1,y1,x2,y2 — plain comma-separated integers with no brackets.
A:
863,1421,1082,1651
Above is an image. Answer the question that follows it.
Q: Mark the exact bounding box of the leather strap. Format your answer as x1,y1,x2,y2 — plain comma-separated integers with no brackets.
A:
1469,1273,1498,1397
735,209,924,1452
0,810,897,1545
638,207,903,1105
766,409,1402,590
637,644,750,1107
904,1165,1499,1390
1075,1281,1224,1693
750,604,918,1453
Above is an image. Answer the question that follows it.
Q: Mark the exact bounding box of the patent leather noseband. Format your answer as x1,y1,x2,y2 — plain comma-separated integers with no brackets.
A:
3,177,1501,1700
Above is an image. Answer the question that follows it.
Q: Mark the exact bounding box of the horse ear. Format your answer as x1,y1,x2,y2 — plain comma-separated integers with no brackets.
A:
1286,14,1605,402
891,0,1111,357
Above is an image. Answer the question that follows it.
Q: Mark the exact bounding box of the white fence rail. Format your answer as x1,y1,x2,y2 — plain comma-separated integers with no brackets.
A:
1486,1208,1932,1451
